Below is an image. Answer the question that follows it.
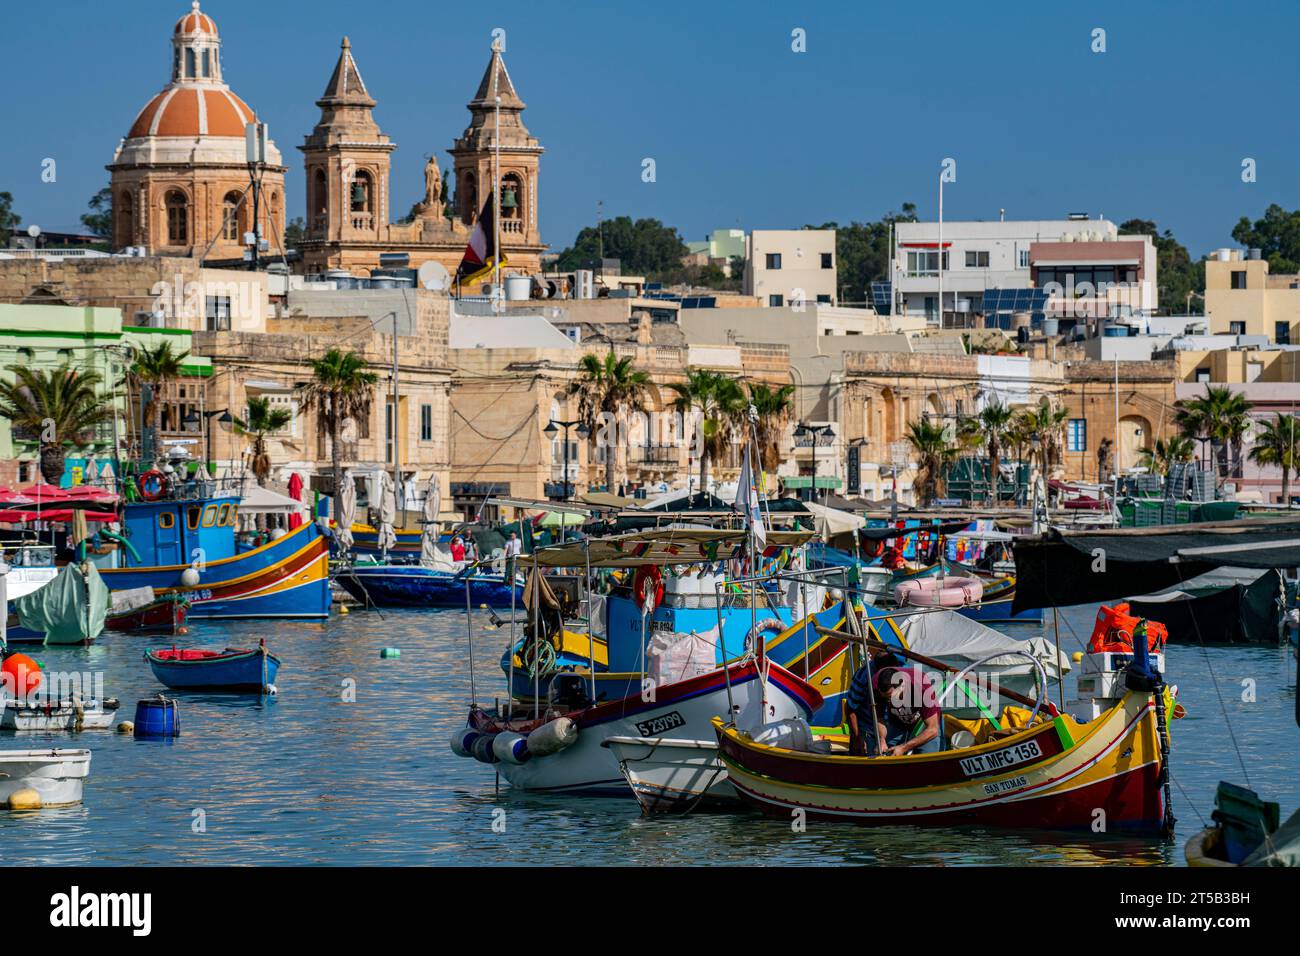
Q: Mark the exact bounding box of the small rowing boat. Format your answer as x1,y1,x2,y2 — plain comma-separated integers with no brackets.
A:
0,748,91,807
145,640,279,692
1,697,119,731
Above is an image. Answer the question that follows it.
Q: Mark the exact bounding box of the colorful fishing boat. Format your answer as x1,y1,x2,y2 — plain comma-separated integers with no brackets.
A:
334,562,522,609
145,641,280,692
100,495,330,619
105,594,189,634
346,523,423,558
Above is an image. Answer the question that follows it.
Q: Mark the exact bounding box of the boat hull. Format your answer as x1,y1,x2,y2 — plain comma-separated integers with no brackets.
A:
715,691,1168,831
0,748,91,807
105,596,189,634
603,736,737,812
335,565,521,609
100,521,330,620
145,648,280,691
1,699,118,732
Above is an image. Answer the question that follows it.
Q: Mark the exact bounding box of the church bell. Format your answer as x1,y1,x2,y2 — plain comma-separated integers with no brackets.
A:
351,180,367,205
501,188,517,209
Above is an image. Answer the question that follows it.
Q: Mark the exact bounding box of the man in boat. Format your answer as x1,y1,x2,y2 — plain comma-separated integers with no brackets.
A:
846,650,900,756
846,656,941,756
450,536,466,562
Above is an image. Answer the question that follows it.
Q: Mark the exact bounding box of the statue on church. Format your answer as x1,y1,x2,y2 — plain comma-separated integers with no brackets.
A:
418,155,443,217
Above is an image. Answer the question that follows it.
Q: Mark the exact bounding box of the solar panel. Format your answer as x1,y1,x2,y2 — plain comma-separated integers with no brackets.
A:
870,281,892,314
979,288,1049,324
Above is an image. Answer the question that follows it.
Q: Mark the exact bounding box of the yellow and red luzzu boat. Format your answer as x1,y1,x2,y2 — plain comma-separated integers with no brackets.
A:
713,686,1177,832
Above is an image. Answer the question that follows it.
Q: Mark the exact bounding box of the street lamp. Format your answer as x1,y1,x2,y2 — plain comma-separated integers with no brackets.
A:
183,408,233,476
794,422,835,504
543,418,590,501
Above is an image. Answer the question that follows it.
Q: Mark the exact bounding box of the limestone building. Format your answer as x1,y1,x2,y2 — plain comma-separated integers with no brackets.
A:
108,2,287,262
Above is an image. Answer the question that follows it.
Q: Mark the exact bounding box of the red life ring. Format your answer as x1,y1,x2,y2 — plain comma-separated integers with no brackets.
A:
138,469,169,501
632,565,664,611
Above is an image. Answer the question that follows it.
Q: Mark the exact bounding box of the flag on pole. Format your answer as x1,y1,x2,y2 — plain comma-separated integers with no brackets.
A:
734,443,767,551
455,194,509,287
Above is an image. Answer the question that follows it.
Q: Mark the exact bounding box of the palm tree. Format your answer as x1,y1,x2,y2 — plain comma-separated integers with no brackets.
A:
905,417,956,504
1248,414,1300,506
570,351,651,492
976,399,1015,504
0,365,116,484
747,381,796,474
1175,385,1253,485
1137,435,1195,476
1017,398,1069,472
233,395,294,487
668,368,744,497
298,349,378,504
128,341,190,452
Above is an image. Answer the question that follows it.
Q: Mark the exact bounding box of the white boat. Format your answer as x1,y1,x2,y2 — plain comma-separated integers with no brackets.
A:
0,748,91,807
603,736,736,811
1,698,120,732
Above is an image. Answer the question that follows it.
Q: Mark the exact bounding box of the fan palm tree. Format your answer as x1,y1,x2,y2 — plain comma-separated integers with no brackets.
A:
233,395,295,487
1175,385,1253,484
976,399,1016,504
1017,398,1069,472
0,365,117,485
570,351,652,492
128,341,190,450
905,417,956,504
1137,435,1195,476
1248,413,1300,506
668,368,744,497
298,349,378,503
747,381,796,474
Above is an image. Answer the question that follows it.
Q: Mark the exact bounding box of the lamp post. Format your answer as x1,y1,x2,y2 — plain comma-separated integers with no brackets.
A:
543,418,590,501
183,407,233,477
794,422,835,504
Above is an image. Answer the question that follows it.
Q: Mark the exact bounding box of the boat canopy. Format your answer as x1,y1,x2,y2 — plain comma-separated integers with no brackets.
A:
529,527,815,568
894,608,1070,681
237,485,305,515
805,502,863,537
1011,517,1300,612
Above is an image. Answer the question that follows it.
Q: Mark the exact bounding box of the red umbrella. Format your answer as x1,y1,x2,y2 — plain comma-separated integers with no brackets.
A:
0,508,118,523
287,472,305,530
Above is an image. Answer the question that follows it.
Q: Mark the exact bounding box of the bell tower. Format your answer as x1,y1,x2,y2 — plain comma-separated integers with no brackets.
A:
449,37,543,252
299,37,394,254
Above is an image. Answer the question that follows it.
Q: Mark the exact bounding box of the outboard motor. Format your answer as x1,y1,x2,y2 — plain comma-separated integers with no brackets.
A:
548,672,592,710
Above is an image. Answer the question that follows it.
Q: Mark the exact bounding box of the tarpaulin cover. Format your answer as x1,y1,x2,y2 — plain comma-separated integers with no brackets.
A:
15,562,108,645
858,519,973,542
1011,517,1300,612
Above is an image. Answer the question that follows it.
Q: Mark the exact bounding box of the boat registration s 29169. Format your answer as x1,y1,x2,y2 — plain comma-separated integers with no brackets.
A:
635,711,685,737
958,739,1042,777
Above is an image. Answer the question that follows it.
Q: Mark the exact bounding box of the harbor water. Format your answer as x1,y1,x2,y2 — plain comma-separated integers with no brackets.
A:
2,603,1296,866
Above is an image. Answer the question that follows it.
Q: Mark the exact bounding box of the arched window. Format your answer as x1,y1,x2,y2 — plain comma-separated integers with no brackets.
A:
185,47,197,78
350,171,372,213
500,173,523,222
462,172,477,224
117,191,134,247
165,190,188,244
222,191,243,241
312,168,328,234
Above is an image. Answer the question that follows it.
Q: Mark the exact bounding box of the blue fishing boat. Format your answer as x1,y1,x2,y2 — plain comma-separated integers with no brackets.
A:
145,640,280,691
334,563,523,609
99,493,330,619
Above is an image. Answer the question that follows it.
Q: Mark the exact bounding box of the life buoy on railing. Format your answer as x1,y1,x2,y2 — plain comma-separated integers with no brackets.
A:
633,564,664,612
138,469,169,501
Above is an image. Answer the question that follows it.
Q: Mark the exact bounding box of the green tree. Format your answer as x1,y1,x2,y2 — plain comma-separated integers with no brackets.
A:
975,399,1016,503
283,217,306,249
1118,219,1204,315
1137,435,1195,476
128,341,191,448
905,417,955,504
81,186,112,237
805,203,917,305
1016,398,1069,471
0,365,116,485
0,191,20,245
668,368,744,496
298,349,379,503
570,351,652,491
554,216,689,276
747,381,795,474
1231,204,1300,275
233,395,294,487
1175,384,1252,484
1247,414,1300,506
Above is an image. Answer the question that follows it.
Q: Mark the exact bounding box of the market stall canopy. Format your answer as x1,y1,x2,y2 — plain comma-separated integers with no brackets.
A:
530,527,815,568
805,501,864,537
578,491,638,509
1011,517,1300,612
537,510,586,528
238,485,306,515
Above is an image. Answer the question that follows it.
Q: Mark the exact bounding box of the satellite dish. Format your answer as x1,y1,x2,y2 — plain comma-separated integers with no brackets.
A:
419,261,450,291
26,225,40,238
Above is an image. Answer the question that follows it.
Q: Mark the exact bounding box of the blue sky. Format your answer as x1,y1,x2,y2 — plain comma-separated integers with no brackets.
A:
2,0,1296,256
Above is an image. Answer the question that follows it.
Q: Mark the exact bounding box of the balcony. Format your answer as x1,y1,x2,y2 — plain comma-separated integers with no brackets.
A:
502,219,524,235
350,214,374,231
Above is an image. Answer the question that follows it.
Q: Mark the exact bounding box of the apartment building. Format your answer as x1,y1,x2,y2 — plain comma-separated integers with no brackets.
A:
1204,248,1300,344
743,230,837,307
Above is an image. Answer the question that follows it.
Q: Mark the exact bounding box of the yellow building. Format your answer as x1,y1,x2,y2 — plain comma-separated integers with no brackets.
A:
1205,250,1300,345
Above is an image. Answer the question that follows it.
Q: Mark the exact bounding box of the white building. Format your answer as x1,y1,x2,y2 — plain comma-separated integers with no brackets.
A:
743,229,837,307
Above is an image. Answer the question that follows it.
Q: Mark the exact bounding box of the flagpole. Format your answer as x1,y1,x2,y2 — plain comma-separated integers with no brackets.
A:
493,92,502,305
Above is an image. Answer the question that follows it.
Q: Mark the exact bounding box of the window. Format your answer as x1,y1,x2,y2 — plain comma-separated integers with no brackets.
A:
185,48,196,78
965,250,990,268
221,192,242,241
217,503,231,526
765,253,782,270
1229,321,1246,335
1196,368,1211,383
202,506,217,528
816,294,832,303
820,252,833,269
158,513,175,530
173,47,182,80
201,49,210,78
768,294,784,307
186,505,201,530
385,400,395,464
1067,419,1087,453
1018,249,1030,268
1276,322,1291,345
420,404,433,442
205,295,232,331
165,190,188,244
905,250,948,276
1231,270,1247,290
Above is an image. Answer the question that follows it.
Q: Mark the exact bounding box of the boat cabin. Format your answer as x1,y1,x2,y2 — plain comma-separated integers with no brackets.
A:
120,496,240,567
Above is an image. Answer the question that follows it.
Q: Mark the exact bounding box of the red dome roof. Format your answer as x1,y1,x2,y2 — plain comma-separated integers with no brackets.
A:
128,87,256,139
175,2,218,36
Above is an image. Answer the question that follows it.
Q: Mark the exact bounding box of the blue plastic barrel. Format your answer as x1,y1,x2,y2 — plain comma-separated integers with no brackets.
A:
134,697,180,738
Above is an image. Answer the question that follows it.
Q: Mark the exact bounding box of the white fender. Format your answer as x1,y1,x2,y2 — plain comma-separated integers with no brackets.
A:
492,731,531,765
526,717,578,756
450,727,480,758
471,733,499,763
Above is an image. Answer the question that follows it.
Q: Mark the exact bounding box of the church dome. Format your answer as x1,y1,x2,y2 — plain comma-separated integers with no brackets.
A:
174,1,218,36
128,87,256,139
